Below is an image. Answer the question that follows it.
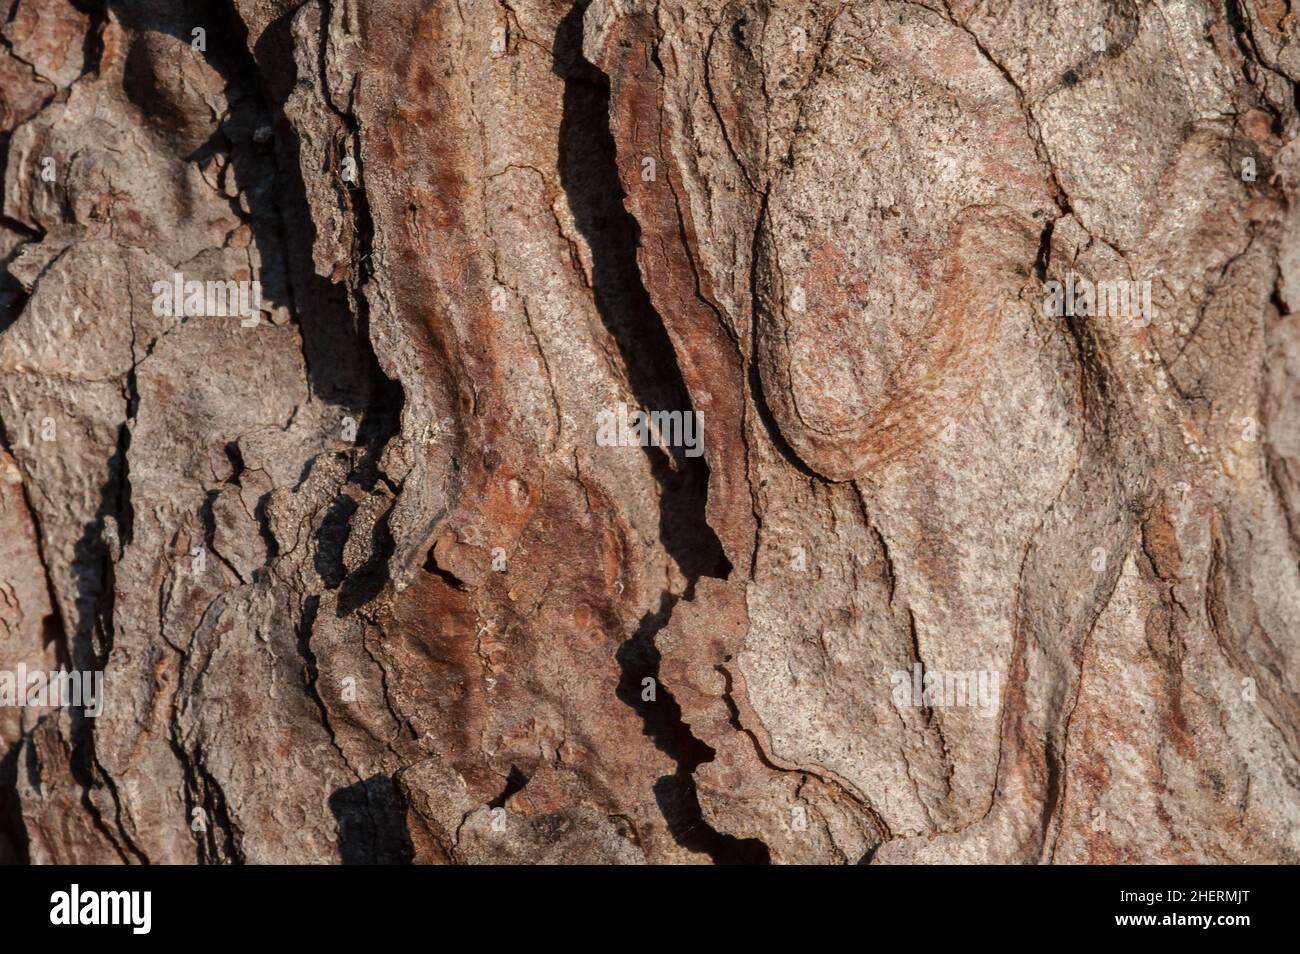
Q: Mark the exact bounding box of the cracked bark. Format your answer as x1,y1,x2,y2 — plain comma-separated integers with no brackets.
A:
0,0,1298,864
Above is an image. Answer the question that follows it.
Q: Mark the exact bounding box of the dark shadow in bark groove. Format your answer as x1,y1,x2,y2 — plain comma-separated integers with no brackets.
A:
554,0,763,864
0,741,28,864
336,505,397,615
617,593,769,863
488,765,531,810
329,774,415,865
554,1,728,585
315,494,358,588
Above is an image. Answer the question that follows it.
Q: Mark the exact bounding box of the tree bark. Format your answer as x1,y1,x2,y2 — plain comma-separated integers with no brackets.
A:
0,0,1298,864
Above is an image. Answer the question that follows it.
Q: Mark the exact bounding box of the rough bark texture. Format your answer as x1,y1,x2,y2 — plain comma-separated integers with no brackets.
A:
1,0,1298,864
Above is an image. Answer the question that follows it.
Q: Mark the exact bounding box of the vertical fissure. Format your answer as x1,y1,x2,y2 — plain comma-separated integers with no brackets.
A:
553,0,763,863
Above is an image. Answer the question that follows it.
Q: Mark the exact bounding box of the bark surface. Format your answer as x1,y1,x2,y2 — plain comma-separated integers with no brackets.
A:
1,0,1298,864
